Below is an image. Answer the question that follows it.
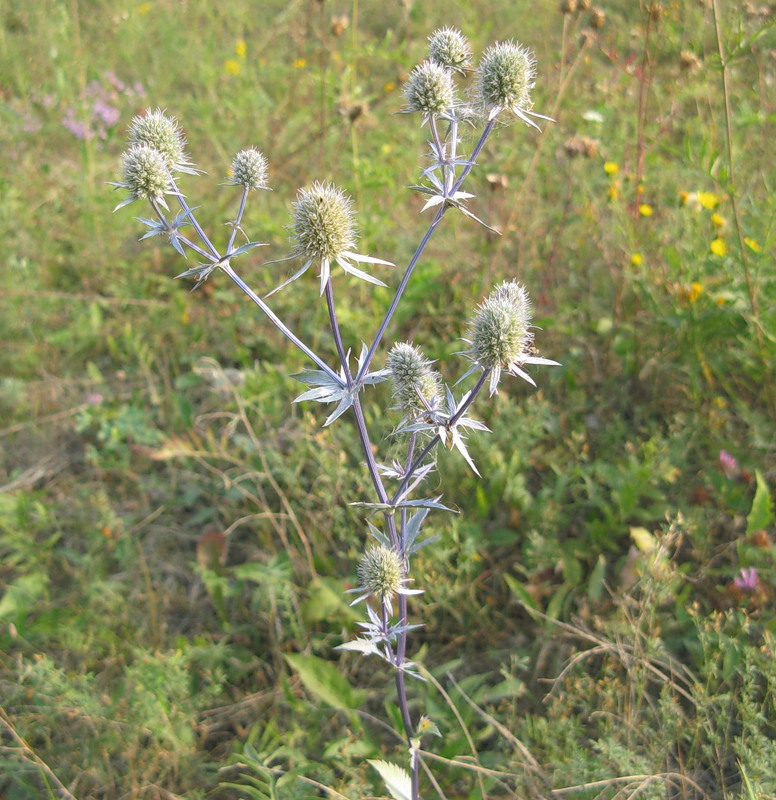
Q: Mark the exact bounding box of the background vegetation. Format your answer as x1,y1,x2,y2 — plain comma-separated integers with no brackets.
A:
1,0,774,798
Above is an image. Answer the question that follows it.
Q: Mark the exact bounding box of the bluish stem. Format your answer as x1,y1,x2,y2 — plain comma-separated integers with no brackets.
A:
355,117,498,384
226,186,249,255
392,369,490,506
223,264,340,383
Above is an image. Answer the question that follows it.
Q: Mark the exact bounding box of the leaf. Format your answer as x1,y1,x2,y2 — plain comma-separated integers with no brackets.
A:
587,554,607,604
630,526,656,554
284,653,367,712
503,573,538,613
368,760,412,800
0,573,49,623
747,470,773,535
336,639,381,656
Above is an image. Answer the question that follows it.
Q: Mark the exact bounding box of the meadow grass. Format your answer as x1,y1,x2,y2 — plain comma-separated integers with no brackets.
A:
1,1,774,798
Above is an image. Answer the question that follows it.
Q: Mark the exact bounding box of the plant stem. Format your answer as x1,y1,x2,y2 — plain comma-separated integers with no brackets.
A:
710,0,773,413
392,369,490,505
223,264,340,382
356,118,497,383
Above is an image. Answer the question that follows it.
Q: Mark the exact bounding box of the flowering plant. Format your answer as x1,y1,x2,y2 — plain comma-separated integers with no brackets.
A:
112,28,558,799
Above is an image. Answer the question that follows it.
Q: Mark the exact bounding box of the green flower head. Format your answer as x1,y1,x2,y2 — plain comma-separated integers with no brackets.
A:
427,27,472,75
229,148,269,191
127,108,195,173
119,144,173,204
292,181,357,263
357,545,405,604
465,280,559,395
387,342,442,420
403,60,456,117
475,41,551,129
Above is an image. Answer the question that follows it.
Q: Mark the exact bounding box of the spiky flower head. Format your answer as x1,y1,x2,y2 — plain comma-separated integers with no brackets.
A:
127,108,194,173
357,545,404,606
269,181,392,295
427,27,472,75
229,148,269,191
403,60,456,117
475,41,548,128
465,281,559,395
119,144,174,204
387,342,442,420
292,181,357,263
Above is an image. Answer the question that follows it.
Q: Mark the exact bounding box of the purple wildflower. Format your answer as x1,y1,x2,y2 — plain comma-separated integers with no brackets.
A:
734,567,758,593
719,450,739,480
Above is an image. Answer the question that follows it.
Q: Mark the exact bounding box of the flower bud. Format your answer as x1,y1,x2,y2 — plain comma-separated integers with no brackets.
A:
120,144,173,202
468,281,533,372
127,108,190,172
427,27,471,74
229,148,269,191
403,60,455,116
387,342,442,418
357,545,404,604
475,41,536,117
292,182,356,262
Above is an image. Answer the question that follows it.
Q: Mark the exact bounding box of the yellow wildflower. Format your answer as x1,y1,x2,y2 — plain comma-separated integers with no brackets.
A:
631,252,643,266
608,184,619,200
744,237,761,253
697,191,718,209
137,2,152,13
639,203,653,217
293,58,307,69
235,39,247,58
224,59,240,76
710,238,727,256
383,81,396,93
604,161,619,175
688,282,703,303
711,212,725,228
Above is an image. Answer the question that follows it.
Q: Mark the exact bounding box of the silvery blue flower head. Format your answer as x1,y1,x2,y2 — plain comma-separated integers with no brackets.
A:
127,108,198,174
111,144,176,210
402,60,456,120
474,41,553,129
349,544,423,612
427,27,472,75
387,342,442,422
463,280,560,395
269,181,393,295
228,148,270,192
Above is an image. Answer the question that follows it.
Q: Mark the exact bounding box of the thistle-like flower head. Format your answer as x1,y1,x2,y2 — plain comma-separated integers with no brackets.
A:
127,108,195,173
292,181,356,263
358,545,404,603
387,342,442,421
115,144,174,208
427,27,472,75
402,60,456,118
229,148,270,192
269,181,393,295
463,280,559,395
475,41,551,129
349,544,421,611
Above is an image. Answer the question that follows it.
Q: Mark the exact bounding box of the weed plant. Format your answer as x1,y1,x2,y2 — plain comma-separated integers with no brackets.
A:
109,28,561,799
1,2,774,799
